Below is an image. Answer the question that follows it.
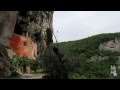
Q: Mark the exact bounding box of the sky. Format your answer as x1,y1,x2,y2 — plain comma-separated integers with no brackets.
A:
53,11,120,42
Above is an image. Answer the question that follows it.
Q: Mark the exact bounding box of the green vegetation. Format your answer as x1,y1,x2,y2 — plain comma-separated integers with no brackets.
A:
11,56,33,70
60,32,120,56
39,45,68,79
58,32,120,79
9,32,120,79
11,55,41,75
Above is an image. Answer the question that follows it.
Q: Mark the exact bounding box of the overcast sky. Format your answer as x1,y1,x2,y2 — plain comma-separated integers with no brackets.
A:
53,11,120,42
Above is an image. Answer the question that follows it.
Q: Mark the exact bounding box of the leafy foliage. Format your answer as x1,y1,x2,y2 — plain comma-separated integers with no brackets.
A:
58,32,120,79
39,45,68,79
11,55,36,73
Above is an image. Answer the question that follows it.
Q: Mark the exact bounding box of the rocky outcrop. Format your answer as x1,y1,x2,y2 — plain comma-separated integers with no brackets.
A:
99,38,120,52
14,11,54,58
0,11,53,59
87,55,109,62
0,43,12,77
0,11,17,47
0,11,17,77
0,11,54,77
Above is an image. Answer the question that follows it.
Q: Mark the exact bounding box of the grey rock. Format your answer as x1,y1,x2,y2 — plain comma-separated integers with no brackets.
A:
15,11,54,58
0,43,12,77
0,11,54,77
99,38,120,52
87,55,109,62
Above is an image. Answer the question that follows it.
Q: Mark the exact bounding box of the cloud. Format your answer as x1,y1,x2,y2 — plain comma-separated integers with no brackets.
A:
53,11,120,42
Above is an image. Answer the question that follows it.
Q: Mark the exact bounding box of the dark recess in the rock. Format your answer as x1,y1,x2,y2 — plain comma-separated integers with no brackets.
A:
0,11,54,78
46,28,53,45
14,11,54,58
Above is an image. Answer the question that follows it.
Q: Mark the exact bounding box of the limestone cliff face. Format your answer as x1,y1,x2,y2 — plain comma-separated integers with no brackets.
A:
87,38,120,62
0,11,17,47
99,38,120,52
0,11,54,77
15,11,54,58
0,11,17,77
0,43,12,77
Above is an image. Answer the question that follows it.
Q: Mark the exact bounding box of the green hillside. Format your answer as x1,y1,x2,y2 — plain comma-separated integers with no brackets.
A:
58,32,120,79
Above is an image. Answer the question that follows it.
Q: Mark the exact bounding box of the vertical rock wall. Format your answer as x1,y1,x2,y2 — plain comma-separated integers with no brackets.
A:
0,11,54,77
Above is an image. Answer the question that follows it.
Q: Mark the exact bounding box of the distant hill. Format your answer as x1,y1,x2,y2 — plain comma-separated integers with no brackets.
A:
58,32,120,79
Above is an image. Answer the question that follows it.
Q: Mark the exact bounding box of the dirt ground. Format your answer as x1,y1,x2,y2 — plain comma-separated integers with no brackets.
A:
19,73,46,79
